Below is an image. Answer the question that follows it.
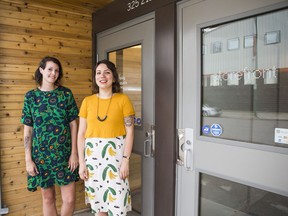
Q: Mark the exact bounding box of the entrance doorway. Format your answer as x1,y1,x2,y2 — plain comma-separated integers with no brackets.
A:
97,14,155,216
176,0,288,215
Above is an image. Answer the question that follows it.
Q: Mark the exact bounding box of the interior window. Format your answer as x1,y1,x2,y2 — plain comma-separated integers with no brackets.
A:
108,45,142,214
108,45,142,126
199,173,288,216
201,9,288,148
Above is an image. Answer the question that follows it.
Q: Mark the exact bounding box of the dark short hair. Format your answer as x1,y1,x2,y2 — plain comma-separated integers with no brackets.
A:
92,59,122,94
34,56,63,86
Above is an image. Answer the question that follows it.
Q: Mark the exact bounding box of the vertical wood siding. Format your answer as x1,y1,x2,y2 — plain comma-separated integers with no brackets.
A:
0,0,95,215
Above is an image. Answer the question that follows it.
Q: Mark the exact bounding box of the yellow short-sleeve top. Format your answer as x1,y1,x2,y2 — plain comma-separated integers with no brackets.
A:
79,93,135,138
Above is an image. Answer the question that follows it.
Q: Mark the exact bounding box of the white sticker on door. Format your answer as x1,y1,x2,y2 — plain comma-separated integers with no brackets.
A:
274,128,288,144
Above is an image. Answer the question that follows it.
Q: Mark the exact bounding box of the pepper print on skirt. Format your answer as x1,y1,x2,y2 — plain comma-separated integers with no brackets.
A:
85,136,132,216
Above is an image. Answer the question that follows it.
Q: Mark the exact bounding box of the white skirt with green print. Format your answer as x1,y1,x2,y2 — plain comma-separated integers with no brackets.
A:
84,136,132,216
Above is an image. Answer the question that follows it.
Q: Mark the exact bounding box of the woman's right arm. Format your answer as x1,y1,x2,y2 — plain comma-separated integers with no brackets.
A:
77,117,88,180
24,125,39,176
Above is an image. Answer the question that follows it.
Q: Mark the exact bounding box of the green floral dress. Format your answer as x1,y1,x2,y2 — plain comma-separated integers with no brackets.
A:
21,86,79,191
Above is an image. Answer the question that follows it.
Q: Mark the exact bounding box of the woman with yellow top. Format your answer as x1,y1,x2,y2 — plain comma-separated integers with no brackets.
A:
77,59,135,216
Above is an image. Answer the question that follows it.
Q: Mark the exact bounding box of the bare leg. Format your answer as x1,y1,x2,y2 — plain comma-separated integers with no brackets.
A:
60,182,76,216
41,186,58,216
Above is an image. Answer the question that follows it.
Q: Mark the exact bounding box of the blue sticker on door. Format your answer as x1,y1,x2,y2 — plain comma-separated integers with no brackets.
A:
211,124,222,136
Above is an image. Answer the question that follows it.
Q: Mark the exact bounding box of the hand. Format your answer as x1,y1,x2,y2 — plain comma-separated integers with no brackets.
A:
68,153,79,172
120,159,129,179
78,163,89,181
26,160,39,176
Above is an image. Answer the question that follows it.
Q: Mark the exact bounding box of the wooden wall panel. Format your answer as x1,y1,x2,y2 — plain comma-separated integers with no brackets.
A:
0,0,110,215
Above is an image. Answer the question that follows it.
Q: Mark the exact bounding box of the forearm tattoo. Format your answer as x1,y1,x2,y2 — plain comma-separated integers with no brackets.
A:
24,136,31,149
124,115,134,127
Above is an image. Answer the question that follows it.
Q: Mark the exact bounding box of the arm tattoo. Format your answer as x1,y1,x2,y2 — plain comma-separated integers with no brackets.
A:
24,136,31,149
124,115,134,127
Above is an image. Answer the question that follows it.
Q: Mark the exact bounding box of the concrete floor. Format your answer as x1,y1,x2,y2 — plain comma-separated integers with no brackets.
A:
74,210,93,216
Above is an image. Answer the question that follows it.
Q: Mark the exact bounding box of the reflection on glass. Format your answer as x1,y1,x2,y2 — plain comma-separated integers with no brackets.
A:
199,173,288,216
129,153,142,214
201,9,288,148
108,46,142,214
108,45,142,126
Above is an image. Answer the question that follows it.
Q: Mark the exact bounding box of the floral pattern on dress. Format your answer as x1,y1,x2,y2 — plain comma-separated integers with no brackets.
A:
21,86,79,191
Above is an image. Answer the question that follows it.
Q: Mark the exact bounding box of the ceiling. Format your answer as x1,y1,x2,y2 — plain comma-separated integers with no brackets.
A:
24,0,114,16
58,0,114,14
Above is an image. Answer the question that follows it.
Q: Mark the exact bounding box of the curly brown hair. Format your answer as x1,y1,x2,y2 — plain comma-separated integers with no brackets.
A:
92,59,122,94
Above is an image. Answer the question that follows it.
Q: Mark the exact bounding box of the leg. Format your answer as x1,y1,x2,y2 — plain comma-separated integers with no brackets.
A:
60,182,76,216
41,186,58,216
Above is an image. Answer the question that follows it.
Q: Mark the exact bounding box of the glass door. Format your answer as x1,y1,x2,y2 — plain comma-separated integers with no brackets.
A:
97,14,155,216
176,0,288,216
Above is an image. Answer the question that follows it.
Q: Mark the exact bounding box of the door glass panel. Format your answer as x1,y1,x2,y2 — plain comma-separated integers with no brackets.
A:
199,173,288,216
129,153,142,214
201,9,288,148
108,45,142,214
108,45,142,126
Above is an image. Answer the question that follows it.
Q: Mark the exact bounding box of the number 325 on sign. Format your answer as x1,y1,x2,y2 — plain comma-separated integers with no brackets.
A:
127,0,152,12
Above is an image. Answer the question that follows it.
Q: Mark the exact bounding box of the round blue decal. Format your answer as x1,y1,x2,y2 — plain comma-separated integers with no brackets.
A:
202,125,210,135
211,124,223,136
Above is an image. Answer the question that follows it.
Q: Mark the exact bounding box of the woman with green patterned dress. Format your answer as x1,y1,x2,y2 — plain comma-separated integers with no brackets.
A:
21,56,79,216
77,60,135,216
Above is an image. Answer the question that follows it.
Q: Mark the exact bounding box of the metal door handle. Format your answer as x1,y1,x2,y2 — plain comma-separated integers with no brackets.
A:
184,149,192,169
177,128,194,170
143,124,155,157
144,139,152,157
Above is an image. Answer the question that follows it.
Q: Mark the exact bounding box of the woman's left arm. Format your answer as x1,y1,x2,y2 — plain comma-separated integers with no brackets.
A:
120,115,134,179
69,119,78,172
